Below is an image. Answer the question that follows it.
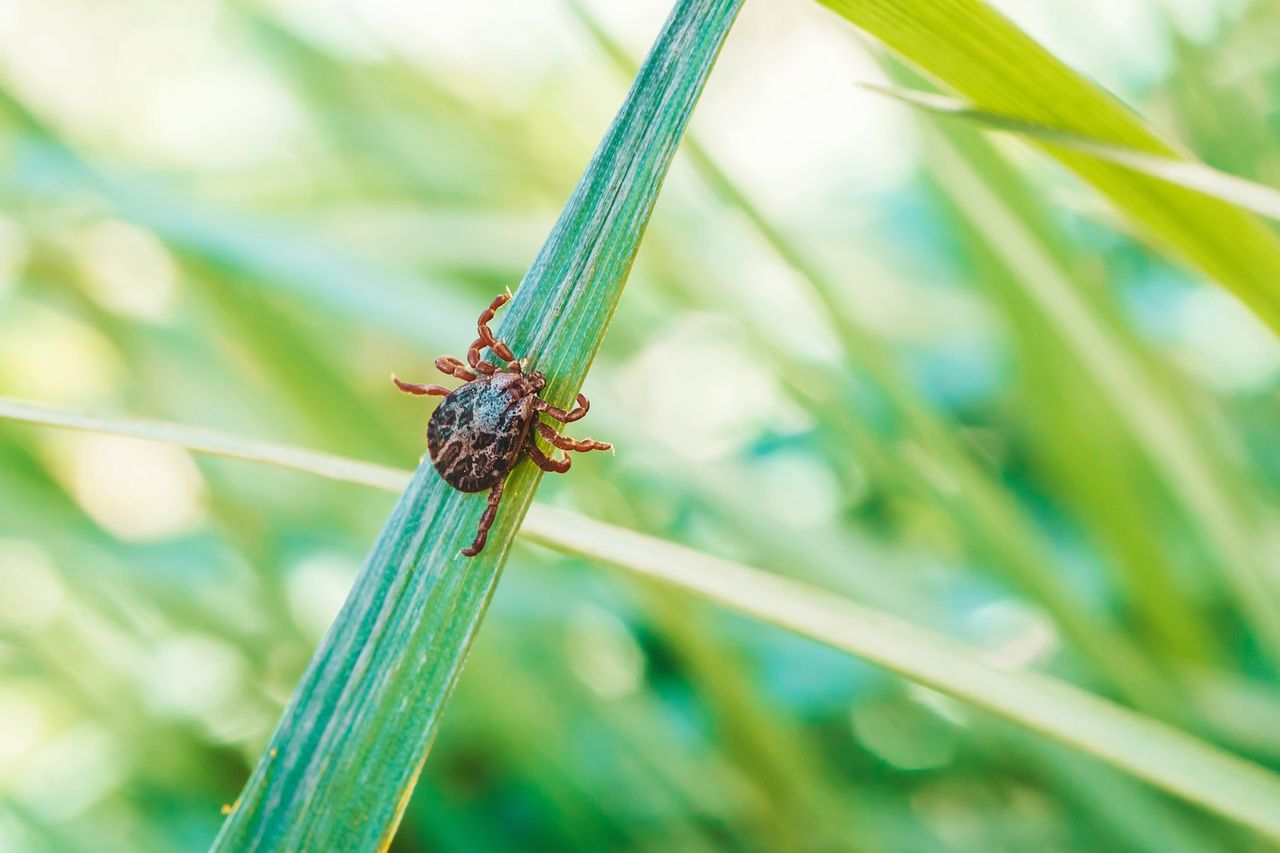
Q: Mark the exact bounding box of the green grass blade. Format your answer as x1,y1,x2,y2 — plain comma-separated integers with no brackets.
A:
195,1,744,848
0,397,409,492
816,0,1280,333
865,84,1280,221
525,507,1280,844
5,396,1280,841
895,107,1280,670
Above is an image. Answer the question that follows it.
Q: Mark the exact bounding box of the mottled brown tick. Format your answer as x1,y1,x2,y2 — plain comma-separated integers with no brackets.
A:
393,293,611,556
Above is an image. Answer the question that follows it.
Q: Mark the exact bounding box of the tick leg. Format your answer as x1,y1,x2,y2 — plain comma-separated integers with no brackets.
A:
535,393,591,424
476,293,510,339
461,479,506,557
537,421,611,453
464,338,499,375
392,375,450,396
435,356,477,381
469,292,521,373
525,434,571,473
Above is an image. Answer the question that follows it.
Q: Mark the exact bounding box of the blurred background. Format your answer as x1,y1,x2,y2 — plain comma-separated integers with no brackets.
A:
2,0,1279,849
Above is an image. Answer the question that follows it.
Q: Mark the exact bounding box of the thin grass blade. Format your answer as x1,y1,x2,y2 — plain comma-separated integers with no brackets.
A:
198,1,745,849
864,84,1280,221
5,396,1280,841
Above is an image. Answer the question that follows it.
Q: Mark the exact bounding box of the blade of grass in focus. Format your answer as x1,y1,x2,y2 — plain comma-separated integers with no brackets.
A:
815,0,1280,335
199,0,745,848
4,397,1280,841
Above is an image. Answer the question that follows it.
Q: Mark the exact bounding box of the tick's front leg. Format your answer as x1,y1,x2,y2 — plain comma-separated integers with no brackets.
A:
435,356,478,381
392,375,450,396
461,479,506,557
469,292,520,373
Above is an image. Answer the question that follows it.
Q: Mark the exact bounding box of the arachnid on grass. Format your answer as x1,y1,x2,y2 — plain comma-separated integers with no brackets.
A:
393,293,612,556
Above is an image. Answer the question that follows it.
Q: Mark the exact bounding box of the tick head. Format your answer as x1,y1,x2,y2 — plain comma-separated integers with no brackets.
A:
527,369,547,392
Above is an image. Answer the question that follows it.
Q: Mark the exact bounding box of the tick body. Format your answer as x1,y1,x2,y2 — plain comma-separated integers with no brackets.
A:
428,372,535,493
394,293,611,556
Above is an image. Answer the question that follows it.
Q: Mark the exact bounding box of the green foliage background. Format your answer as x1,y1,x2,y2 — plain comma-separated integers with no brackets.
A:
1,0,1279,850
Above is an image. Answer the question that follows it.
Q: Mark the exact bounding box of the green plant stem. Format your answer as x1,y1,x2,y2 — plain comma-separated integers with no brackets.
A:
202,1,744,849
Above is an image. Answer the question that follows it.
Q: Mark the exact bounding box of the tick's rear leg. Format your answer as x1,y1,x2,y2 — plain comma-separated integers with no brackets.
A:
536,421,611,453
525,434,571,473
462,479,506,557
536,393,591,424
392,375,450,396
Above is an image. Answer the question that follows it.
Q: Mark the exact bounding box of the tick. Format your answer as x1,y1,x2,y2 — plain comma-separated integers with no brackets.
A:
393,292,611,556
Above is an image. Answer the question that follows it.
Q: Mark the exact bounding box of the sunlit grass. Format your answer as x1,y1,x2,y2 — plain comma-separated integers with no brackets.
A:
1,0,1279,850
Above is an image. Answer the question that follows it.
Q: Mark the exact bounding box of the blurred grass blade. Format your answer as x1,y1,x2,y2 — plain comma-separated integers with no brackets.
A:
567,0,1180,711
885,95,1280,668
817,0,1280,333
199,1,744,849
525,509,1280,843
865,84,1280,221
0,398,418,500
5,397,1280,841
0,88,473,348
0,397,410,492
